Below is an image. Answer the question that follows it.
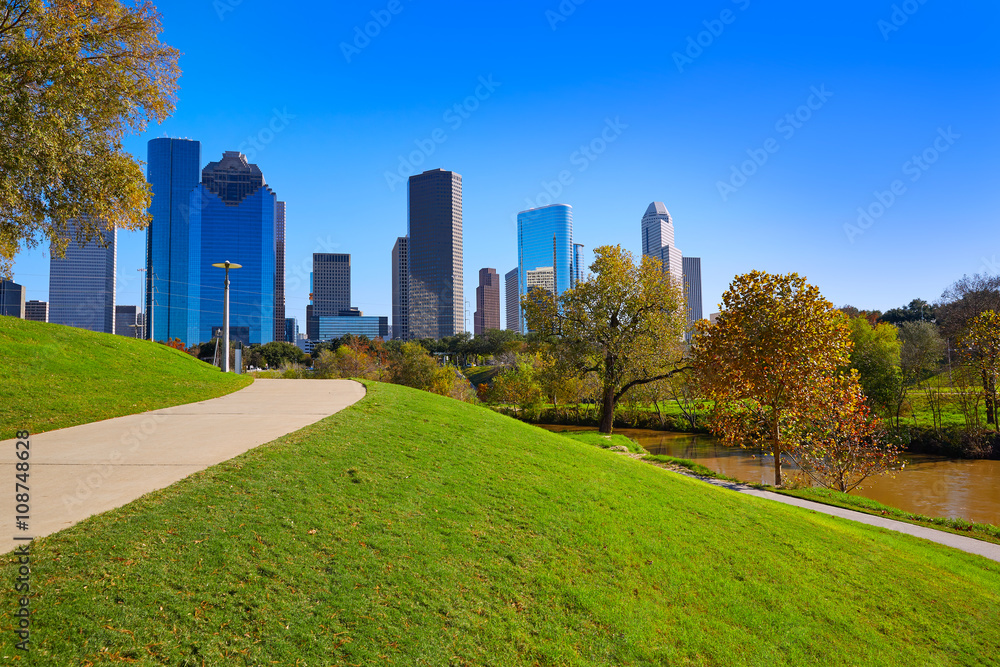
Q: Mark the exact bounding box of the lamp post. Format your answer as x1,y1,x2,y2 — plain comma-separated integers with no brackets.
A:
212,261,242,372
136,267,146,339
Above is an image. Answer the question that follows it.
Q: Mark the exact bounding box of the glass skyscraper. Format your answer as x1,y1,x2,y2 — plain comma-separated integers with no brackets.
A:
504,268,519,332
516,204,574,332
146,138,201,342
391,236,409,340
274,201,286,342
407,169,463,339
186,152,277,346
641,202,683,287
49,220,116,333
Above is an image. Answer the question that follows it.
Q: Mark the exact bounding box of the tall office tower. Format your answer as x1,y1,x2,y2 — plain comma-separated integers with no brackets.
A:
407,168,463,339
285,317,298,344
641,201,683,286
526,267,555,294
517,204,573,330
474,268,501,335
504,268,519,332
307,253,351,340
146,138,202,342
391,236,409,340
25,300,48,323
115,305,139,337
573,243,585,287
0,279,25,317
682,256,703,325
274,201,286,341
187,151,277,346
49,221,116,333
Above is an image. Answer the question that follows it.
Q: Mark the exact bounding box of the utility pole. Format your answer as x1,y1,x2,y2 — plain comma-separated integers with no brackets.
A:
212,261,242,372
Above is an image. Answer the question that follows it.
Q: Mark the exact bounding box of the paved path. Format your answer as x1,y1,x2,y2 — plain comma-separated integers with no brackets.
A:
657,463,1000,563
1,379,365,548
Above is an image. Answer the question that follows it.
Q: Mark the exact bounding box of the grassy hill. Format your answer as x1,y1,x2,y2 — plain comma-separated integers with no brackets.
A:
0,317,251,439
2,381,998,665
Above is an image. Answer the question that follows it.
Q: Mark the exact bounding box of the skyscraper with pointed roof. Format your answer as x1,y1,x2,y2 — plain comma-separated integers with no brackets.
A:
641,202,683,286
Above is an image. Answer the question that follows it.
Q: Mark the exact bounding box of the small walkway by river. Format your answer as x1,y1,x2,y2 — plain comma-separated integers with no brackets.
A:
621,452,1000,564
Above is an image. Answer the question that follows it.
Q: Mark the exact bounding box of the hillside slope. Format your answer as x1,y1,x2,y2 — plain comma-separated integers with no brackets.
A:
2,381,998,665
0,317,251,438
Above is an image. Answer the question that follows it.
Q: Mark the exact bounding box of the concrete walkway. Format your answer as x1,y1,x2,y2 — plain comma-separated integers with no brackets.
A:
1,379,365,547
664,465,1000,564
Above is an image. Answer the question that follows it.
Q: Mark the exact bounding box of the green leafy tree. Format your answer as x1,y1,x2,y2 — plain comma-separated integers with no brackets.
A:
847,316,901,419
1,0,180,278
522,245,687,434
258,341,306,369
959,310,1000,427
692,271,852,486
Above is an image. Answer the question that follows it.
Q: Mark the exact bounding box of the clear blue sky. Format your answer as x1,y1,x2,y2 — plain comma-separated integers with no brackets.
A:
11,0,1000,327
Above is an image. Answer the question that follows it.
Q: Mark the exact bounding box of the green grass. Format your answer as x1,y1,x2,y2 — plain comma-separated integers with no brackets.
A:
463,364,501,387
642,454,744,484
3,381,999,665
777,487,1000,547
552,429,646,454
0,317,251,439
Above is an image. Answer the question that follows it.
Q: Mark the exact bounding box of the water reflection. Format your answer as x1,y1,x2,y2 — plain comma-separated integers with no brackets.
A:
540,425,1000,526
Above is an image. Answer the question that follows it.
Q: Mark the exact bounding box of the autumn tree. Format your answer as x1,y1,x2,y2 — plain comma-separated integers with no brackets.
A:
522,245,687,434
847,316,901,419
692,271,852,486
958,310,1000,427
787,372,902,493
1,0,181,278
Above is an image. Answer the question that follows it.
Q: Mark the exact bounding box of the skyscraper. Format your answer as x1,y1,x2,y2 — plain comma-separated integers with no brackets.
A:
186,151,277,346
0,280,25,318
573,243,586,287
505,268,519,332
115,305,139,337
25,300,48,323
517,204,573,331
407,168,463,339
146,138,202,342
474,268,501,335
391,236,409,340
49,220,116,334
641,202,682,286
682,256,704,325
312,253,351,316
285,317,298,344
274,201,286,341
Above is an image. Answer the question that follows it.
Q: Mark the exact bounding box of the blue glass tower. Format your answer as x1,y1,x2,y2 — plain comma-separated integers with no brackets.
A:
146,138,201,342
516,204,573,332
186,152,277,346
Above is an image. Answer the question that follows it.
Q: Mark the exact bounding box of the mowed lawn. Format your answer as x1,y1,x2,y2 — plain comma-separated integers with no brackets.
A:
2,382,999,665
0,317,251,439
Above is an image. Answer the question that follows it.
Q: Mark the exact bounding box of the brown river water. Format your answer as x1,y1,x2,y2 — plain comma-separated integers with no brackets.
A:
538,425,1000,526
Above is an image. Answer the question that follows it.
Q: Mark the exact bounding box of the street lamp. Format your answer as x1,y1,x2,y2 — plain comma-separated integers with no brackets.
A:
136,267,146,339
212,261,242,372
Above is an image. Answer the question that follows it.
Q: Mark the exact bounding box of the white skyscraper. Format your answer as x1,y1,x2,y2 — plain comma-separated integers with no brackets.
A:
641,202,683,286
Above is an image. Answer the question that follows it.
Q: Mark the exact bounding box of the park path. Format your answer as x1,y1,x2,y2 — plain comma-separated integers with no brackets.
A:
1,379,365,548
636,454,1000,563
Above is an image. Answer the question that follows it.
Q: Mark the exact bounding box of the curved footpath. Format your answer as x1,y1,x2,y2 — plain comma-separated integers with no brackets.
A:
1,379,365,547
644,458,1000,564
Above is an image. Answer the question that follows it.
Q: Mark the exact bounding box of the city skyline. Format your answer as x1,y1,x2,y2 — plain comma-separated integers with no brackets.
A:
7,1,997,326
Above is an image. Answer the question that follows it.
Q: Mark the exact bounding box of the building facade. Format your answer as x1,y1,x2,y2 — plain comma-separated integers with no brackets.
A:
474,268,501,335
49,220,116,334
275,201,286,342
682,256,703,325
146,138,202,342
505,268,519,332
314,315,389,340
185,151,278,346
115,305,139,337
312,253,351,317
0,280,25,318
407,169,464,339
517,204,573,331
285,317,298,344
391,236,409,340
24,300,48,323
573,243,585,287
641,201,683,286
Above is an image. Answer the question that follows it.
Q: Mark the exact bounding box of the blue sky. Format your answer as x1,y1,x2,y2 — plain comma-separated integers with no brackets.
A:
11,0,1000,328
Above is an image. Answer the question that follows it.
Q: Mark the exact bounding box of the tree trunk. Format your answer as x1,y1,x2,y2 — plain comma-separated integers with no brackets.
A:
771,417,782,487
599,384,615,434
983,369,996,426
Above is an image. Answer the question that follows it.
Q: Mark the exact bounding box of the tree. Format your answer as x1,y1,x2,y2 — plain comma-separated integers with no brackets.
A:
258,341,306,368
958,310,1000,427
880,298,936,326
936,274,1000,340
895,321,946,428
692,271,852,486
847,316,901,419
522,245,687,434
787,372,902,493
489,360,541,418
1,0,180,278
